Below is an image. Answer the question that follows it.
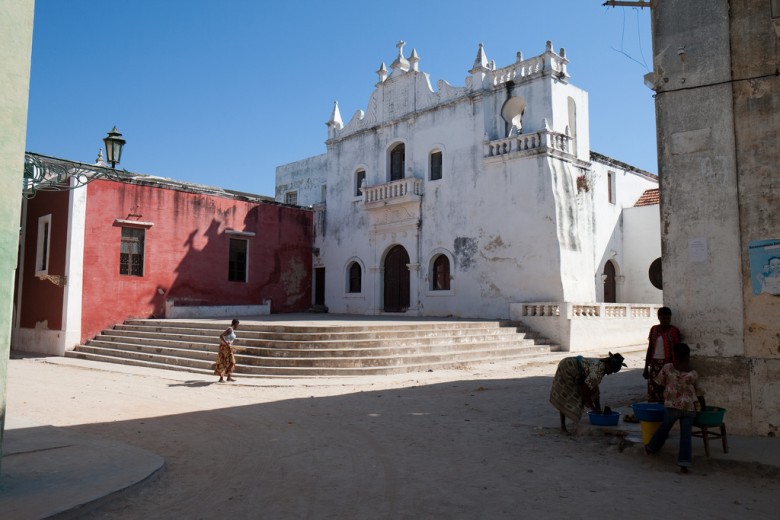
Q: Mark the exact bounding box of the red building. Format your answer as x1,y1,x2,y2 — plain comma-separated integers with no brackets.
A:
14,154,313,355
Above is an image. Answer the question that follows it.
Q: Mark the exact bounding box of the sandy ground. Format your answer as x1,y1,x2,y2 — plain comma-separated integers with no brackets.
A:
5,350,779,519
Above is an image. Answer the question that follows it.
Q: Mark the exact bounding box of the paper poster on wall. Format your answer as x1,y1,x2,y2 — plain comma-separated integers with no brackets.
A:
688,237,708,263
748,239,780,296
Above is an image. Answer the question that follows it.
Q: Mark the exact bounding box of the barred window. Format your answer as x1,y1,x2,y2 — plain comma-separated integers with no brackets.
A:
120,227,145,276
285,191,298,205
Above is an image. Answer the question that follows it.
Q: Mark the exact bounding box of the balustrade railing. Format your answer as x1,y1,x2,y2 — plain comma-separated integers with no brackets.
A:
491,57,545,86
485,129,570,158
362,177,423,204
490,49,568,87
522,302,661,319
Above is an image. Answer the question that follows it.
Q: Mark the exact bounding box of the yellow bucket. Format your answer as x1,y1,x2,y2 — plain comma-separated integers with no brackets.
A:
641,420,661,444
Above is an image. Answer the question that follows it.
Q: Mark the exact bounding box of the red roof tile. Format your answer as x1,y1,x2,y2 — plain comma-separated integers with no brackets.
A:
634,188,659,207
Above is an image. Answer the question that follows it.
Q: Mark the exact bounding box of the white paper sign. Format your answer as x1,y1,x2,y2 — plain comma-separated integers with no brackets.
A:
689,238,708,263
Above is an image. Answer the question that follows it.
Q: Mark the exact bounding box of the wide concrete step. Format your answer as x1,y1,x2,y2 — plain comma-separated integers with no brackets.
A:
81,338,548,363
113,323,532,342
93,330,537,350
122,319,523,334
65,345,559,376
68,318,560,377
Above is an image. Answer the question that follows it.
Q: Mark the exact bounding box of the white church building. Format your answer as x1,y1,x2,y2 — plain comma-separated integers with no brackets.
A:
276,41,662,349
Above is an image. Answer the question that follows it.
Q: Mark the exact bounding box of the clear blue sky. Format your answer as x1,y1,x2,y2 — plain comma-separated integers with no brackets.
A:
25,0,655,197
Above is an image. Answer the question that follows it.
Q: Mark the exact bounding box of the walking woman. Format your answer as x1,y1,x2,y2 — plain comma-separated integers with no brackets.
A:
215,319,240,382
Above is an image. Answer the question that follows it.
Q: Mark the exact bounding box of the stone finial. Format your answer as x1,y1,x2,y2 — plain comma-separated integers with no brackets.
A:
376,62,388,83
469,42,489,73
409,48,419,72
95,148,106,166
489,59,496,70
390,40,410,75
546,40,553,52
326,100,343,130
516,51,524,63
560,47,566,58
543,118,551,131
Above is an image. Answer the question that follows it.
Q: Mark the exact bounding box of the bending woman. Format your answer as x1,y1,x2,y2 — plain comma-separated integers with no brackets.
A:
215,319,240,383
549,352,626,434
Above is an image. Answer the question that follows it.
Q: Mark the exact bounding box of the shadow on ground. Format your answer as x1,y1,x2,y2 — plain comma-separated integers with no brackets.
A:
24,368,776,519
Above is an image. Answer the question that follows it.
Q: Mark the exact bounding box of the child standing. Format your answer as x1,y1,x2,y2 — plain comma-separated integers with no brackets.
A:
643,307,681,402
644,343,705,473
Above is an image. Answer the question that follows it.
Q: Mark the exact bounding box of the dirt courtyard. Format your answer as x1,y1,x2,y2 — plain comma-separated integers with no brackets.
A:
5,350,778,519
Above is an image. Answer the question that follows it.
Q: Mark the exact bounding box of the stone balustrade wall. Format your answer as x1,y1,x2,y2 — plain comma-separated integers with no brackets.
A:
485,130,570,158
362,177,423,203
511,301,661,351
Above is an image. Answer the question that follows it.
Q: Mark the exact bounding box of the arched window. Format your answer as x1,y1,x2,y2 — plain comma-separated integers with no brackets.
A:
348,262,362,293
430,150,442,181
390,143,405,181
432,254,450,291
355,169,365,197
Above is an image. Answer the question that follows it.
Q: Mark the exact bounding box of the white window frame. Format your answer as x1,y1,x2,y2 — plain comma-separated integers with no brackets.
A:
35,214,52,276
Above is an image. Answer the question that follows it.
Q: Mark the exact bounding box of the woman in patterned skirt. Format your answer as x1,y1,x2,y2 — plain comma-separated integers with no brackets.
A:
215,319,240,383
549,352,626,434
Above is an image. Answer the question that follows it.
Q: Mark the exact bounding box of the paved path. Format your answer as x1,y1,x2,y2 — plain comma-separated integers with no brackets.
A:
3,349,779,519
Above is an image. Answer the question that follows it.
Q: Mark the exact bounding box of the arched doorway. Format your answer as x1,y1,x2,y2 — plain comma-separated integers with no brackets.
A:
603,260,616,303
384,245,410,312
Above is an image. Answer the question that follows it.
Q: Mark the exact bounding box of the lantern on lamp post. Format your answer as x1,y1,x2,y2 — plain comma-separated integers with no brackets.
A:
102,126,126,169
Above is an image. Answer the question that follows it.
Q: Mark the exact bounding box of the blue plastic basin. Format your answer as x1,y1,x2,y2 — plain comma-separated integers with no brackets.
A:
587,411,621,426
632,402,665,422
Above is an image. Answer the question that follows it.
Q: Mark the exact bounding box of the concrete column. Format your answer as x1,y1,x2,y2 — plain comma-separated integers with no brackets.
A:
0,0,35,473
407,263,420,312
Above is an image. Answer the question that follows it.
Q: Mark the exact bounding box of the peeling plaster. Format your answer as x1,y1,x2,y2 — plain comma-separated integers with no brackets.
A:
483,235,506,252
454,237,478,271
281,257,306,305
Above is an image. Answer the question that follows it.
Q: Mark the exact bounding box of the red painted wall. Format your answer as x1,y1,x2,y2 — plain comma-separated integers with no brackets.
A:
80,179,312,342
19,191,70,329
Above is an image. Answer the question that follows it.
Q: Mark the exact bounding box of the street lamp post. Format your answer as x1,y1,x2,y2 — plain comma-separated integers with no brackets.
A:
102,126,126,169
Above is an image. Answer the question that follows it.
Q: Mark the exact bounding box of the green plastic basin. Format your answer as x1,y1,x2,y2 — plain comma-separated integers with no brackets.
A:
695,406,726,427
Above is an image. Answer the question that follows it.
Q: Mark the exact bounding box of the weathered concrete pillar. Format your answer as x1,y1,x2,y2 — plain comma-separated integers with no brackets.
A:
0,0,36,473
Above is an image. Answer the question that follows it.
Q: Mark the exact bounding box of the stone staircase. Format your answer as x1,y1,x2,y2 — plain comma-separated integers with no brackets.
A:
65,318,561,377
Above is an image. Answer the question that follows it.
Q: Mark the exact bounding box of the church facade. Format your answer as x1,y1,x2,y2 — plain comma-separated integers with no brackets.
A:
276,41,660,321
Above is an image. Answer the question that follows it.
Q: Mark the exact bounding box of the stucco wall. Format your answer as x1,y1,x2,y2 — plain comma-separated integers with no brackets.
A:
278,43,658,320
622,204,662,304
652,0,780,435
275,153,327,206
16,178,313,353
18,191,70,331
1,0,35,469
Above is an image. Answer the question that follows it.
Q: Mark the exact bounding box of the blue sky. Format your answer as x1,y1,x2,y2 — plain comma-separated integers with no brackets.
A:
25,1,655,197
